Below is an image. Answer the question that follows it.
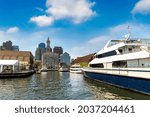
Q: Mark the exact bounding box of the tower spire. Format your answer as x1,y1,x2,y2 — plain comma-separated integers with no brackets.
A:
46,37,52,52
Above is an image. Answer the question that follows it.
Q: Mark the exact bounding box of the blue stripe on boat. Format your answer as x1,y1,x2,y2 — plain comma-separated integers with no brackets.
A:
84,71,150,95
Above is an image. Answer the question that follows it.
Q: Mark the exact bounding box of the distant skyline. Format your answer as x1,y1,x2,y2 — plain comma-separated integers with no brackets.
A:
1,0,150,58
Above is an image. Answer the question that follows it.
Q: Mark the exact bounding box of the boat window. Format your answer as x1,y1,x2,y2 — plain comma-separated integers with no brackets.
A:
118,49,123,53
128,48,132,52
90,63,104,68
112,61,127,68
96,50,117,58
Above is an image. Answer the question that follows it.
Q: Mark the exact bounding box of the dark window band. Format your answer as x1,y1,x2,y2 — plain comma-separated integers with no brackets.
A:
96,50,117,58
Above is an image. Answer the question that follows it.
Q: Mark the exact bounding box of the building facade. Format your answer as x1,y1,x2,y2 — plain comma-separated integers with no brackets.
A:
35,37,53,61
53,46,63,56
12,45,19,51
71,53,95,67
35,48,41,60
42,52,59,70
0,40,19,51
35,45,46,61
0,50,34,70
60,52,71,66
35,37,66,70
2,40,12,50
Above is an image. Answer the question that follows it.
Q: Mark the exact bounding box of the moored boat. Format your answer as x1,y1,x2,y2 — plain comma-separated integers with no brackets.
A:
0,70,35,78
83,33,150,95
40,67,48,72
59,66,69,72
70,64,83,73
36,70,41,74
0,60,35,78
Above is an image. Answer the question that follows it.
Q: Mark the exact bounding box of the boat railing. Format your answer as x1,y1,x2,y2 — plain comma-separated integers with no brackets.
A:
140,46,150,52
84,67,150,78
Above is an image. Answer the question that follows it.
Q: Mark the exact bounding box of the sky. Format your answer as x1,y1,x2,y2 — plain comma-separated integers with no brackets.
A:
1,0,150,58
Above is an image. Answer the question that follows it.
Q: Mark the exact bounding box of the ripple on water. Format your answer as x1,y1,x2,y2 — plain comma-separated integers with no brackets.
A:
0,72,150,99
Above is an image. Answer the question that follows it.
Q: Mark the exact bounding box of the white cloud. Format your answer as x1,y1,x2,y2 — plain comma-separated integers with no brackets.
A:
30,15,54,27
30,0,96,27
88,36,112,44
6,27,19,33
131,0,150,14
46,0,96,24
109,23,150,38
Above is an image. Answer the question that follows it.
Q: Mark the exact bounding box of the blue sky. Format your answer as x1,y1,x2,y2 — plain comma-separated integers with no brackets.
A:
0,0,150,58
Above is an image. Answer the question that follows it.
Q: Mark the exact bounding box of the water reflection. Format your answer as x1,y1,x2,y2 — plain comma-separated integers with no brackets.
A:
0,71,150,100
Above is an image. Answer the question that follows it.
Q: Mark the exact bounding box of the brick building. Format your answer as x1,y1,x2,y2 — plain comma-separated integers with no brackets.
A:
0,50,34,70
71,53,95,67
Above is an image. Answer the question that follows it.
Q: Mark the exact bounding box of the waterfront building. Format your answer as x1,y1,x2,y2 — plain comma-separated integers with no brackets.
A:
42,52,59,70
60,52,71,66
35,37,68,70
53,46,63,56
35,43,46,61
71,53,95,67
35,48,41,60
0,50,34,70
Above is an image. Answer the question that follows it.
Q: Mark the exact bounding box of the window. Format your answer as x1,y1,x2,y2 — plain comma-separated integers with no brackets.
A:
90,63,104,68
128,48,132,52
118,49,123,53
96,50,117,58
112,61,127,68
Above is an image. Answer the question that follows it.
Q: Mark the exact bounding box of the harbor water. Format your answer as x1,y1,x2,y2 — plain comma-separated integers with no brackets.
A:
0,71,150,100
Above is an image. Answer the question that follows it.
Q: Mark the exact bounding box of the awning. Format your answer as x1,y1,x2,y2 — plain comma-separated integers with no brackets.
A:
0,60,19,66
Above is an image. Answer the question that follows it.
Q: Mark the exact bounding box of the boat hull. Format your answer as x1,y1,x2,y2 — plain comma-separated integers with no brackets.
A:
0,71,35,78
70,68,83,74
59,67,69,72
83,70,150,95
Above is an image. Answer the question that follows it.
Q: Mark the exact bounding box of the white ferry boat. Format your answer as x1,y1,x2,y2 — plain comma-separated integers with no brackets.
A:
70,64,83,73
83,33,150,95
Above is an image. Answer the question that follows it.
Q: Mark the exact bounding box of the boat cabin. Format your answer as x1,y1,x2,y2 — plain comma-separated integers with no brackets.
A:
0,60,19,73
89,38,150,69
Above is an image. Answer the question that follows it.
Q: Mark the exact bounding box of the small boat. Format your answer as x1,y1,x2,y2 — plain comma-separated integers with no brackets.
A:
40,67,48,72
70,64,82,73
83,33,150,95
59,66,69,72
36,70,41,74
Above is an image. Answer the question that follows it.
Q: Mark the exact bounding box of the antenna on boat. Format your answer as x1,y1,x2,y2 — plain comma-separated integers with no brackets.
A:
127,25,131,34
124,25,131,41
